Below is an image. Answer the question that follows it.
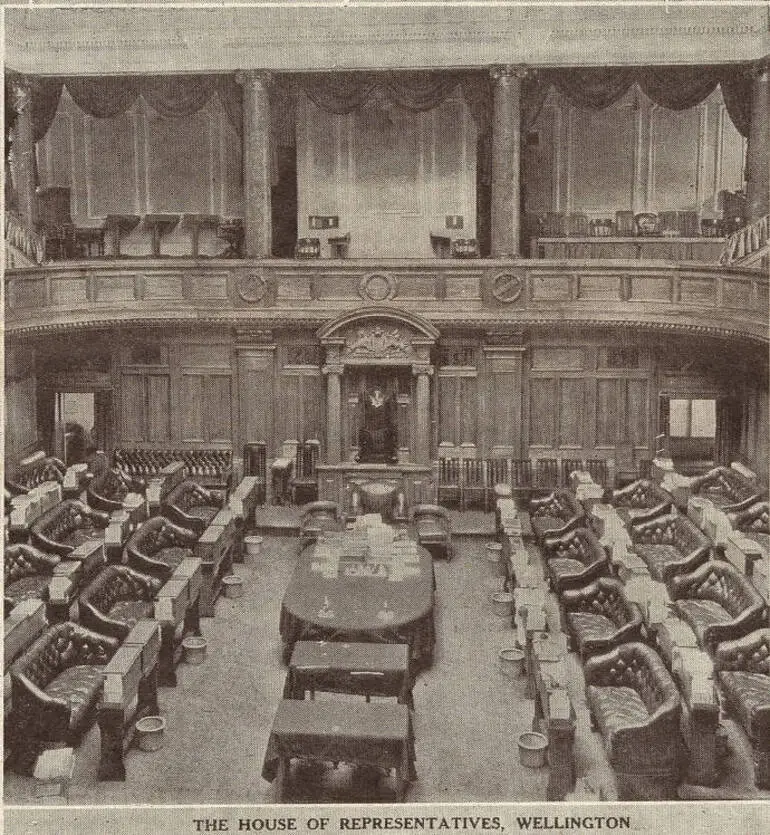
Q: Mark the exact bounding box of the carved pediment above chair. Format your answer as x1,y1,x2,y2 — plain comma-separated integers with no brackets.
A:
343,324,413,361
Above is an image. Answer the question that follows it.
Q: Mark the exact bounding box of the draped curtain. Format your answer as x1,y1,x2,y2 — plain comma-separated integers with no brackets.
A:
16,65,753,144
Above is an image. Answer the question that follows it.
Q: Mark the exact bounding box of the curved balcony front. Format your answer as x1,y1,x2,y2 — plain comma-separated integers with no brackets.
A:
5,258,768,344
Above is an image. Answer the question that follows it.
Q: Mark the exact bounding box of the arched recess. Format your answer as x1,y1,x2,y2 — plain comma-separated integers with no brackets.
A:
317,307,439,464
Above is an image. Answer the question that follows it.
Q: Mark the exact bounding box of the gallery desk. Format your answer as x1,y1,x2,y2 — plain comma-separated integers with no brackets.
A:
283,641,413,708
262,700,416,801
279,533,435,671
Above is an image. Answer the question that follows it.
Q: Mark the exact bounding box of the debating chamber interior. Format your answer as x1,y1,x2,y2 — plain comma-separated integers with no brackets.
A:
3,2,770,809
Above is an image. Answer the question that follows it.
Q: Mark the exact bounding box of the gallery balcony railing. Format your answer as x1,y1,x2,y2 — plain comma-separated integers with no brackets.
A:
719,214,770,271
5,257,768,344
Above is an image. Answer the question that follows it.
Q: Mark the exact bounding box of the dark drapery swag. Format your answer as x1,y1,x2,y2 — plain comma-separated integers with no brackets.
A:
540,64,753,137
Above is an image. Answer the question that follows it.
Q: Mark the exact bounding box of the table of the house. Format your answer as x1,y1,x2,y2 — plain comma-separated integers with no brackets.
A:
261,699,416,801
279,527,435,671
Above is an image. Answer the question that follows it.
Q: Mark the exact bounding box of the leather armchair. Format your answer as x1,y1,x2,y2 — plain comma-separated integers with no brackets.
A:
607,478,674,526
125,516,197,579
728,500,769,536
689,465,766,512
668,560,767,654
560,577,644,660
299,500,343,544
162,479,223,535
86,467,144,512
412,504,452,561
714,628,770,788
585,641,681,799
8,622,120,772
5,456,66,496
628,511,711,582
30,499,110,556
78,565,163,640
4,544,61,613
541,526,609,594
529,489,585,543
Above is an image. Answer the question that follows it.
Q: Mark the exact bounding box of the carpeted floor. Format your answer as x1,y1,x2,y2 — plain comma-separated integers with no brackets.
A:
5,532,769,805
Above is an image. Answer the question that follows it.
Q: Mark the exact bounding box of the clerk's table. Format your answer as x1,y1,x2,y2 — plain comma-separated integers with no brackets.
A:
279,527,435,671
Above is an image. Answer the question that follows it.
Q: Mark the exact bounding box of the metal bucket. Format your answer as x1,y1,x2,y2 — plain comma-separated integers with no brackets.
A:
518,731,548,768
182,636,207,665
136,715,166,752
485,542,503,563
499,647,525,677
222,574,244,599
491,591,514,618
244,535,263,557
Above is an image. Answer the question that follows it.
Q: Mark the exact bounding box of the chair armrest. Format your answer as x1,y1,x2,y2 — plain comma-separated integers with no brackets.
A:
722,493,767,514
78,601,132,641
10,670,71,737
660,545,711,584
704,605,767,653
541,516,583,543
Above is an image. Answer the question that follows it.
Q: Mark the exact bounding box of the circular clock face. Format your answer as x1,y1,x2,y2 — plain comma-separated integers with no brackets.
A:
491,272,524,303
359,273,397,302
237,272,268,303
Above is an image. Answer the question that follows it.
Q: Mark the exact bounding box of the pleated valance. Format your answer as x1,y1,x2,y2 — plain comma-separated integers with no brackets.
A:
6,64,756,148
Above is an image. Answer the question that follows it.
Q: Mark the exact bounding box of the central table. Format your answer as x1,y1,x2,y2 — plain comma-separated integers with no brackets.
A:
279,528,435,670
262,699,416,801
283,641,414,708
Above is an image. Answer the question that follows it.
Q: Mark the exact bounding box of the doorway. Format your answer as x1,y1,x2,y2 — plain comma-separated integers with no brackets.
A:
41,390,112,466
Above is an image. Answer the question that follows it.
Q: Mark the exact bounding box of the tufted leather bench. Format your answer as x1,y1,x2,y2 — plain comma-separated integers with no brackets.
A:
4,544,61,614
541,526,609,594
529,489,585,543
560,577,644,660
668,561,767,655
585,641,681,799
8,622,120,773
29,499,110,557
714,628,770,788
162,479,224,535
607,478,674,526
628,511,711,582
78,565,164,640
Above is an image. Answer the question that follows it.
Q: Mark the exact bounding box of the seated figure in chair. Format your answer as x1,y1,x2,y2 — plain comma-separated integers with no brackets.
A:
357,388,397,463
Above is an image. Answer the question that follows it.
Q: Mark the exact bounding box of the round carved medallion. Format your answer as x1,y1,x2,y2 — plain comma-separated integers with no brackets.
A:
491,272,524,304
359,273,397,302
237,272,268,303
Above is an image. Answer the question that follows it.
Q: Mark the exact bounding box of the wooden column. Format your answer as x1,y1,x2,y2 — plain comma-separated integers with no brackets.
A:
413,364,433,465
490,65,525,258
323,363,343,465
237,70,273,258
9,77,37,227
747,59,770,222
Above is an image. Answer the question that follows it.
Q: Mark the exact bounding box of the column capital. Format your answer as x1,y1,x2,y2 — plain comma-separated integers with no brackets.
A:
322,363,344,376
490,65,529,83
412,363,434,377
750,57,770,78
8,77,32,115
235,70,274,89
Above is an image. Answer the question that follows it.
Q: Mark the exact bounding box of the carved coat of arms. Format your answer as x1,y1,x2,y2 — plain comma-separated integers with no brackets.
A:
345,326,411,359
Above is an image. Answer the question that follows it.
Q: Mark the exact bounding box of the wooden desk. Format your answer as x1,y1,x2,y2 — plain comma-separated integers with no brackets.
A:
673,646,719,787
262,700,415,801
143,213,180,256
180,213,219,257
98,619,161,780
284,641,413,708
154,556,203,686
104,214,140,257
528,634,575,800
533,236,726,262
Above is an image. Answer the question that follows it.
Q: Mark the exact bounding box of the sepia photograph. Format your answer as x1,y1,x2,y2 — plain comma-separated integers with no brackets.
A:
3,1,769,832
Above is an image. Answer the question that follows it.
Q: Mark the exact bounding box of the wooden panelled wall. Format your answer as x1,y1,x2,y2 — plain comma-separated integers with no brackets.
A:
297,91,477,258
4,345,38,463
36,88,244,256
524,85,746,218
105,327,768,478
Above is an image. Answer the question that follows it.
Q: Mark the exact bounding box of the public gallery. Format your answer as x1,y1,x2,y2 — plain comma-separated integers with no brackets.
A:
3,4,769,806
